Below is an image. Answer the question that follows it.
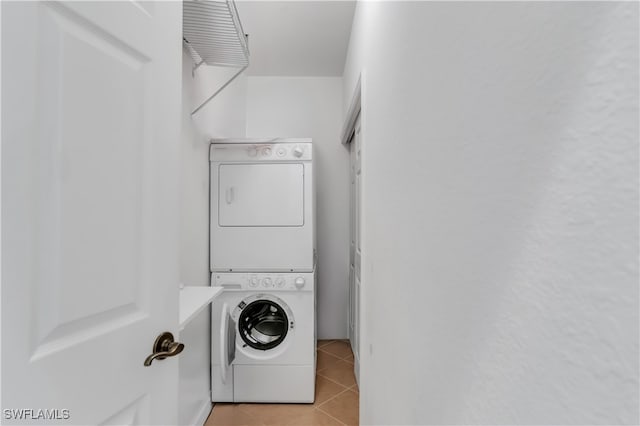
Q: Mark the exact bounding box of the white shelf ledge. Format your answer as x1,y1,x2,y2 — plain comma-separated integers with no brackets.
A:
179,286,223,331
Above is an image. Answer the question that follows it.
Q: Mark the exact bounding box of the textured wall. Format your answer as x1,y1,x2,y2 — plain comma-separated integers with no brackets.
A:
343,2,639,424
245,77,350,339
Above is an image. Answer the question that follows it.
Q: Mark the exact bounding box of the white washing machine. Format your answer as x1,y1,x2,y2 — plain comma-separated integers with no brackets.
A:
211,271,316,403
209,139,315,272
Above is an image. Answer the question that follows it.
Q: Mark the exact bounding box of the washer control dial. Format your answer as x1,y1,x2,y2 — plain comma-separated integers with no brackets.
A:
249,276,258,288
275,277,285,288
294,277,306,289
262,147,272,156
263,277,272,287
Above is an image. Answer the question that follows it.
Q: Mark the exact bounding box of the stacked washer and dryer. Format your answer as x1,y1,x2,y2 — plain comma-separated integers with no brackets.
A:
209,139,316,403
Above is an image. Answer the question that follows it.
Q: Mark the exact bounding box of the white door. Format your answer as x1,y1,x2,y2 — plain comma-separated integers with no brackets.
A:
218,164,305,227
349,139,356,344
348,115,362,383
2,1,182,424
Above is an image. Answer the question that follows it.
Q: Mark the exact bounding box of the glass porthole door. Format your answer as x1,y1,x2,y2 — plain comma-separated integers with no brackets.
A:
237,299,290,350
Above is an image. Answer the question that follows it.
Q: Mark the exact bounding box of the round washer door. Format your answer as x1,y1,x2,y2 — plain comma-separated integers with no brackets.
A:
233,294,294,351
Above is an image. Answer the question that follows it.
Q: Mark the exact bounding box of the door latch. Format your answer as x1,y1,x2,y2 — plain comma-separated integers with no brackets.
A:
143,331,184,366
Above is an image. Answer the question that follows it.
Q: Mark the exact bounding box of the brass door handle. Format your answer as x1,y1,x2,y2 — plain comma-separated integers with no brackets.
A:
144,331,184,366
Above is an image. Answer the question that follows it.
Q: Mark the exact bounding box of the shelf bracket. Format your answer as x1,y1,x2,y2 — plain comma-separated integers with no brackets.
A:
192,59,205,78
191,65,247,116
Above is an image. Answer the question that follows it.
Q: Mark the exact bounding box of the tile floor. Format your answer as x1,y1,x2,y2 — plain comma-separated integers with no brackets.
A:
205,340,359,426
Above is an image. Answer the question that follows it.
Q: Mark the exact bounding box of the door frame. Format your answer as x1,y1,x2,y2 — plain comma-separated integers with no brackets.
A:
341,72,365,389
341,74,362,146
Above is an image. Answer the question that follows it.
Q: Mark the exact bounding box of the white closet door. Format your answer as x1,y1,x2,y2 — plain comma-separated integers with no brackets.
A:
353,115,362,380
349,135,356,344
218,164,304,227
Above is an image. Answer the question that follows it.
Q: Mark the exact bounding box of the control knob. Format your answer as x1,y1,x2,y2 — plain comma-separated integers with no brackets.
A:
263,277,272,287
275,278,285,288
294,277,305,289
292,146,304,158
262,147,272,156
249,276,258,288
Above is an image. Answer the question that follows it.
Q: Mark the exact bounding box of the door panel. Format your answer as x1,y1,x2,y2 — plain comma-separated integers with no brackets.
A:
355,123,362,255
2,1,182,424
348,115,362,380
354,275,361,361
218,164,304,227
349,138,356,344
349,265,355,338
100,397,150,426
31,2,151,358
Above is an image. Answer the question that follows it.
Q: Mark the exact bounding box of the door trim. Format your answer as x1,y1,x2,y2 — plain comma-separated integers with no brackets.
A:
341,73,362,145
342,71,365,391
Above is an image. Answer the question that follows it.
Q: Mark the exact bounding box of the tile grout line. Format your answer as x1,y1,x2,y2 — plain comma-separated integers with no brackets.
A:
314,377,348,407
341,350,355,360
317,349,343,361
318,340,353,352
316,375,349,395
317,355,354,368
316,371,356,389
318,348,354,359
316,361,347,375
320,355,354,362
316,365,344,376
317,340,335,349
317,348,345,357
312,406,348,426
316,386,352,409
316,387,359,426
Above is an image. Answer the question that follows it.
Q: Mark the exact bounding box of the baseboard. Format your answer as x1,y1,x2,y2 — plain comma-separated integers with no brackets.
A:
190,399,213,426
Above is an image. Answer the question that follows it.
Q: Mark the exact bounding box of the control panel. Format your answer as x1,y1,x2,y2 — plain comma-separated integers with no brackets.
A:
210,142,312,162
212,272,312,291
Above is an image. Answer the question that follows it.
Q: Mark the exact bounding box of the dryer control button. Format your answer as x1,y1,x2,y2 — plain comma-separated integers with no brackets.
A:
263,277,272,287
293,146,304,158
294,277,305,289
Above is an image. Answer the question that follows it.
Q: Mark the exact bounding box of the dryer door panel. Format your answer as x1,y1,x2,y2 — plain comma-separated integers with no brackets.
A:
219,164,304,227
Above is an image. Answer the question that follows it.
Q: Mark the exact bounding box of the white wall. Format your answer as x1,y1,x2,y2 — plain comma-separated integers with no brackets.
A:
344,2,639,425
245,77,349,339
192,65,247,139
178,49,247,426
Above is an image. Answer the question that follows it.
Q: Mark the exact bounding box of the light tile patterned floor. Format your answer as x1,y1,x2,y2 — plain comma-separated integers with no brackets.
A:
205,340,359,426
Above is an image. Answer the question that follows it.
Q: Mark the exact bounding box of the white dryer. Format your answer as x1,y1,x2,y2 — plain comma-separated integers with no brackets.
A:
211,271,316,403
209,139,315,272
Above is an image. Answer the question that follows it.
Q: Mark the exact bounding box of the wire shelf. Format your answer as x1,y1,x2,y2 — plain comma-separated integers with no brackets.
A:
183,0,249,68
